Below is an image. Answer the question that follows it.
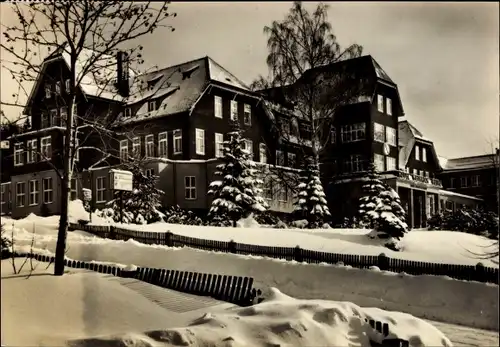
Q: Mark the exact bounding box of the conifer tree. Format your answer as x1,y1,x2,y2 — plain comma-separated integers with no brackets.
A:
358,163,386,228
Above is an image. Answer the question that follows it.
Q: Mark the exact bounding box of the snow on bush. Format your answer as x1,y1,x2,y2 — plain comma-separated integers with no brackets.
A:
208,124,268,226
428,208,499,239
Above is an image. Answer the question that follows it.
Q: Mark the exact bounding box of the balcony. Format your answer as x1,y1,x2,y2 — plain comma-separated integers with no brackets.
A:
389,170,443,188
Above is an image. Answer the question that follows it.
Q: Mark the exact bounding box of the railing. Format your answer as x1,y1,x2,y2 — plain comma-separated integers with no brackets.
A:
391,170,443,188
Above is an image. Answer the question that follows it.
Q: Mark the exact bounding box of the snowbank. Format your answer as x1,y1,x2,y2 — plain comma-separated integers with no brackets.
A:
1,260,452,347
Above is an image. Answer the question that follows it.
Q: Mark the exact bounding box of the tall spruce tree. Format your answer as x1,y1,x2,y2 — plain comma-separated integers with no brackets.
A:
208,123,268,226
358,163,386,228
293,158,330,228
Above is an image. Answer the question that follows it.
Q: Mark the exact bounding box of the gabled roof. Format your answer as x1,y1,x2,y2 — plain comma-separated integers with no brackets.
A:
398,119,440,169
206,57,250,91
441,154,497,171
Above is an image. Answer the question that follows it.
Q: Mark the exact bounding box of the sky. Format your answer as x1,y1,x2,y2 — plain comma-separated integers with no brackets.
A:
1,2,498,159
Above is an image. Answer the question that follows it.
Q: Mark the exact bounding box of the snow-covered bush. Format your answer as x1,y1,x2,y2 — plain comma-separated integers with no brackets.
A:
428,208,499,239
163,205,204,226
293,159,330,228
1,224,11,258
291,219,309,229
99,163,165,224
253,211,282,226
208,124,268,226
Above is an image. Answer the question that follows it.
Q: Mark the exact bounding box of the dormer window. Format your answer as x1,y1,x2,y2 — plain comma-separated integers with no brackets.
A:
148,100,157,112
182,65,199,80
377,94,384,112
125,107,132,118
386,98,393,116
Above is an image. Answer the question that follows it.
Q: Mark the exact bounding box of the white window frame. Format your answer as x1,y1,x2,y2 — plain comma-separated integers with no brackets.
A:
386,98,393,116
373,123,385,143
377,94,384,112
415,145,420,161
374,153,385,172
145,134,154,158
346,155,364,173
243,104,251,125
195,128,205,155
119,139,129,162
276,150,285,166
422,147,427,163
214,96,222,118
287,152,296,167
14,142,23,166
96,176,106,203
41,136,52,160
148,100,157,112
259,143,267,164
460,176,468,188
385,126,397,146
55,81,61,95
70,178,78,201
16,182,26,207
29,180,39,206
158,132,168,158
230,100,238,121
132,137,141,159
386,156,397,171
45,84,51,99
184,176,197,200
215,133,224,158
471,175,481,187
243,139,253,158
42,177,53,204
173,129,182,154
341,123,366,143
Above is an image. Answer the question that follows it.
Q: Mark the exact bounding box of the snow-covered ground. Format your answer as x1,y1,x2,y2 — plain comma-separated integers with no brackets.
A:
1,259,453,347
3,210,499,331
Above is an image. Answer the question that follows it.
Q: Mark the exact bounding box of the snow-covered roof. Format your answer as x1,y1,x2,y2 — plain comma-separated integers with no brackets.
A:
207,57,250,91
398,120,440,169
370,57,394,84
441,154,497,171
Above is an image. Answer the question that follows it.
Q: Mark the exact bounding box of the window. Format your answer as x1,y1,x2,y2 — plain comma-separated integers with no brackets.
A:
215,133,224,158
377,94,384,112
413,168,418,176
70,178,77,201
27,139,37,163
41,136,52,160
230,100,238,121
374,123,385,143
1,184,6,207
125,107,132,118
276,150,285,166
50,109,58,127
385,126,397,146
345,155,364,173
386,98,393,116
45,84,51,99
74,137,79,162
243,139,253,158
424,171,429,178
16,182,26,207
43,177,53,204
65,79,70,92
96,177,106,203
287,152,296,167
132,137,141,159
460,177,468,188
417,169,421,176
14,143,23,166
259,143,267,163
277,182,287,202
119,140,128,162
173,129,182,154
184,176,196,200
422,147,427,163
145,135,154,158
195,128,205,155
158,132,168,158
386,156,397,171
331,127,336,144
145,168,155,177
60,107,68,128
374,153,385,172
450,177,455,188
42,113,50,128
148,100,157,112
29,180,39,206
415,145,420,161
55,81,61,95
471,175,481,187
244,104,251,125
214,96,223,118
341,123,366,143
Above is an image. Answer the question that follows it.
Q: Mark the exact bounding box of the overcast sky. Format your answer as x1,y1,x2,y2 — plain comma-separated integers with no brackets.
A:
1,2,498,159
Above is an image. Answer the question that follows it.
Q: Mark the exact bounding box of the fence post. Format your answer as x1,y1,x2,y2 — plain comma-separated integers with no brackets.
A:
228,239,237,253
475,262,485,282
110,226,116,240
165,231,173,247
294,245,303,262
378,253,389,271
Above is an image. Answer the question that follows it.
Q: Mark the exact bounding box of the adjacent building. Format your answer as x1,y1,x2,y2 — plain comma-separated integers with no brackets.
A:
1,48,495,228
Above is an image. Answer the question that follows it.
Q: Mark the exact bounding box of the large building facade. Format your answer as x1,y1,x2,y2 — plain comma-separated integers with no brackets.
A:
1,49,496,227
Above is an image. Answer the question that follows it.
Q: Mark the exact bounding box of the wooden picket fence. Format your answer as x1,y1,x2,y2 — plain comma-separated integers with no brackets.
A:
8,251,259,306
70,222,500,285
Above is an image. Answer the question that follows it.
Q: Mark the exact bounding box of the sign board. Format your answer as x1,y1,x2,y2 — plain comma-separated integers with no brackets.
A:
82,188,92,201
110,169,133,191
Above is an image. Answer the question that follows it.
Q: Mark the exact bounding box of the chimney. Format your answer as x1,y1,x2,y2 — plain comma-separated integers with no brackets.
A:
116,51,130,97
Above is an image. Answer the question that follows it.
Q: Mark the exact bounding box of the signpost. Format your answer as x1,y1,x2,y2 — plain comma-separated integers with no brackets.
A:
110,169,133,223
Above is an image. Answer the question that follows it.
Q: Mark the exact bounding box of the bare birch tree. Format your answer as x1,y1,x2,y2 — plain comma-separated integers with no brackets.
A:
1,1,176,276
